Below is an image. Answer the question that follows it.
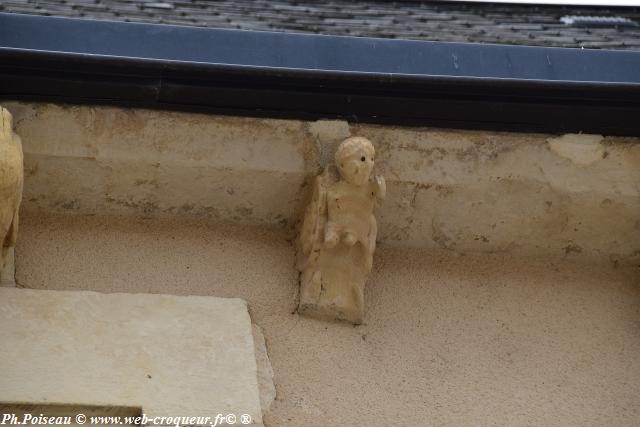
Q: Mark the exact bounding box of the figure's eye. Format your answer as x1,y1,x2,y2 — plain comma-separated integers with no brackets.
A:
361,156,366,162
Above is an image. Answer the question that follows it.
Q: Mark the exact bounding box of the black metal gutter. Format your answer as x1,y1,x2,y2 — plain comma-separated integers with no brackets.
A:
1,13,640,136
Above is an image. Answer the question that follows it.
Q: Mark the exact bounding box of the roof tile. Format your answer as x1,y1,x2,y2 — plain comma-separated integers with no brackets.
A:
1,0,639,50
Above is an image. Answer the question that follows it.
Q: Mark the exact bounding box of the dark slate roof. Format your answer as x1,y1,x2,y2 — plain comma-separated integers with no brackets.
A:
2,0,640,50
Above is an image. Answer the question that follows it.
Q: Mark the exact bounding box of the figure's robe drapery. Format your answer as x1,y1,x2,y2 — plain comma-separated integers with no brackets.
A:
296,167,370,324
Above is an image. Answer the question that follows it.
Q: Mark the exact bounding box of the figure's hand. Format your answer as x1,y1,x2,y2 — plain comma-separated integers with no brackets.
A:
324,225,339,248
374,175,386,199
343,232,357,246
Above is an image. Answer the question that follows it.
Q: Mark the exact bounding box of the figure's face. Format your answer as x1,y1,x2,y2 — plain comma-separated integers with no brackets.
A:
337,148,374,186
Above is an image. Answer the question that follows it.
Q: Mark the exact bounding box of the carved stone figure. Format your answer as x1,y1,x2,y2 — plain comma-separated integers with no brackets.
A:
296,137,385,324
0,107,23,286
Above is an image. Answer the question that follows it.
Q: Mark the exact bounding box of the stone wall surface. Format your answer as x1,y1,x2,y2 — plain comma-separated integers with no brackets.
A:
0,287,265,425
3,102,308,226
3,101,639,264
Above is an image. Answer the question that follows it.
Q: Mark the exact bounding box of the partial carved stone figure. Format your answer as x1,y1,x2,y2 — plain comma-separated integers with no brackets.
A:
0,107,23,286
297,136,385,324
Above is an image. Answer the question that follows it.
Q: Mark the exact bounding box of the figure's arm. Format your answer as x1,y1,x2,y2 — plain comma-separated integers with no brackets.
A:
296,173,327,271
365,215,377,271
373,175,386,200
323,184,340,248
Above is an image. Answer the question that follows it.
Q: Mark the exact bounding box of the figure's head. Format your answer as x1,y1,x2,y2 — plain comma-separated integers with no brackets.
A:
335,137,375,186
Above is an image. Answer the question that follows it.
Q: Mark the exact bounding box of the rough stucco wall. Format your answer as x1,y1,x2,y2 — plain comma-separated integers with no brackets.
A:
2,101,639,264
15,213,640,426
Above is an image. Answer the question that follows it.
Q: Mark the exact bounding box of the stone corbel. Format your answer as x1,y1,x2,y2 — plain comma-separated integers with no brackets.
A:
296,136,385,324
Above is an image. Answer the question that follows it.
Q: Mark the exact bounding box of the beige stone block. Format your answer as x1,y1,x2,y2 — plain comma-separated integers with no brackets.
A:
5,102,306,225
252,325,275,415
0,288,266,425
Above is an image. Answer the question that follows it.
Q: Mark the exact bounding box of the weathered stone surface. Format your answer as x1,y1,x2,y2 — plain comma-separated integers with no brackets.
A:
297,137,385,324
252,325,276,415
547,134,605,166
5,102,306,225
367,126,640,264
3,101,640,264
0,106,23,284
0,288,265,424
